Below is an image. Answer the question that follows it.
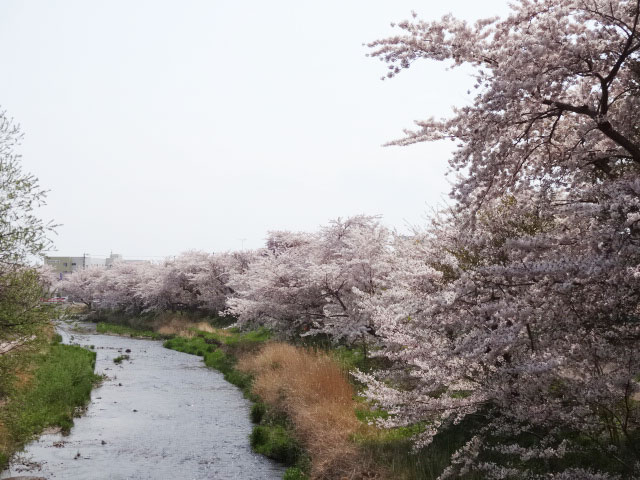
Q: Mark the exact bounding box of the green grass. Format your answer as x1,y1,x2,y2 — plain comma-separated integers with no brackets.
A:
353,414,485,480
96,322,171,340
250,402,267,424
354,403,639,479
0,336,100,470
283,466,308,480
162,329,267,395
222,327,271,347
250,424,303,465
113,354,130,364
472,421,640,479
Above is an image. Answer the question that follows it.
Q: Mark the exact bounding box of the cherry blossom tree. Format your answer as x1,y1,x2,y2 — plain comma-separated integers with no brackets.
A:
137,251,242,314
227,216,392,342
310,215,391,341
98,262,150,314
58,267,109,309
225,230,325,334
358,0,640,477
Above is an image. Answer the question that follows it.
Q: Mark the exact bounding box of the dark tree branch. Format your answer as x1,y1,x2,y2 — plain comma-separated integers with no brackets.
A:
541,99,640,163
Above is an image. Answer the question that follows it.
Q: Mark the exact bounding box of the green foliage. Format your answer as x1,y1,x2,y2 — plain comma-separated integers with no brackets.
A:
330,344,367,370
356,401,639,479
354,406,389,423
204,349,234,372
163,333,255,392
222,368,253,391
0,341,99,470
473,421,640,478
250,424,302,465
0,114,55,342
0,269,52,341
221,327,271,350
207,314,237,329
291,336,390,375
248,408,309,472
166,335,205,352
355,413,485,480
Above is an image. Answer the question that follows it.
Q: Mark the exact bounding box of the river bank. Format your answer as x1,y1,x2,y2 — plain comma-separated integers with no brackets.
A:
91,316,481,480
0,327,98,472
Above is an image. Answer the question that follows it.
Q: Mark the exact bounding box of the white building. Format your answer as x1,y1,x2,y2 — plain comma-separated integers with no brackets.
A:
44,252,147,278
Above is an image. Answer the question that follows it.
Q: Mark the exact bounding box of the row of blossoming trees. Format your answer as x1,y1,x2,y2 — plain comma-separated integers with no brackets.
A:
59,217,389,341
59,251,249,316
60,0,640,477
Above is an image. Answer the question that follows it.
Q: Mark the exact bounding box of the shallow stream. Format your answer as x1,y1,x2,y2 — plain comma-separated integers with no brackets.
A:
1,323,284,479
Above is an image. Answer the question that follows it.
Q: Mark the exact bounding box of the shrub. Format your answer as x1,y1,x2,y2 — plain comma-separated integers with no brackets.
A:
250,402,266,424
250,424,301,465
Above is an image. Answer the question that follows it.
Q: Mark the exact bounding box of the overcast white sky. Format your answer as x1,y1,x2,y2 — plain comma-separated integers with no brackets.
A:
0,0,510,258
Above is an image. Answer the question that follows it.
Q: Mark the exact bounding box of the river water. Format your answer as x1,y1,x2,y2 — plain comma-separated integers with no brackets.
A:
1,324,284,480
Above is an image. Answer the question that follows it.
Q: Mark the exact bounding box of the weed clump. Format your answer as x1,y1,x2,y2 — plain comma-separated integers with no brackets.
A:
113,355,129,364
164,328,265,393
96,322,170,340
250,424,301,465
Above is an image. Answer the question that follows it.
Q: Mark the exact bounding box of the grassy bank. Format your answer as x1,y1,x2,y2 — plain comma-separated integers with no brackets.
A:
0,334,100,470
238,342,382,479
88,310,234,332
96,321,171,340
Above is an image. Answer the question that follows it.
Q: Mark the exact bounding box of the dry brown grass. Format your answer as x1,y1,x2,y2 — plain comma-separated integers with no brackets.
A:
154,315,227,337
238,343,383,479
0,421,9,460
13,369,34,391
